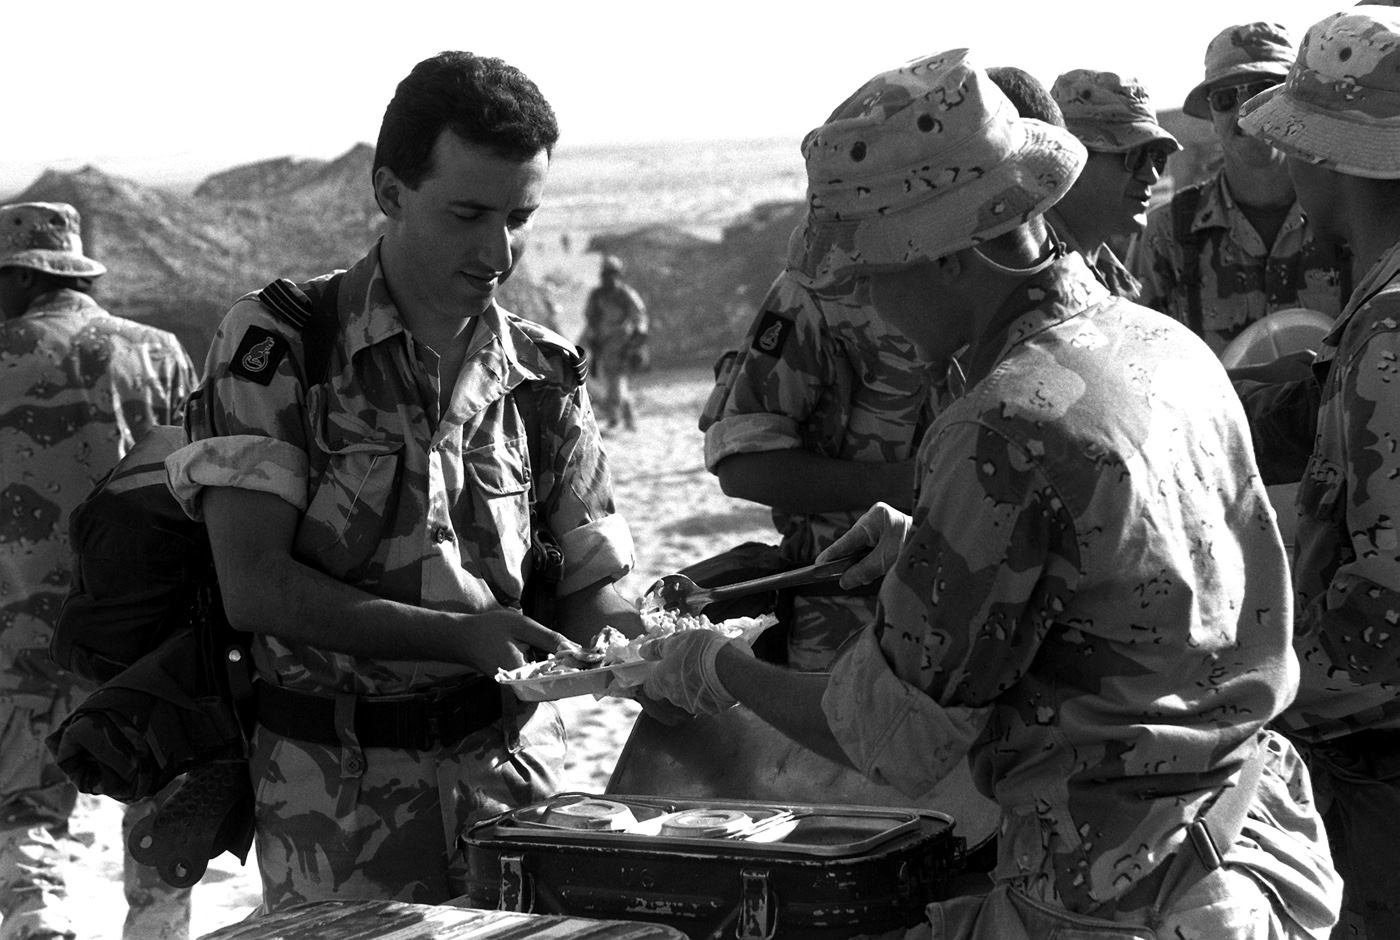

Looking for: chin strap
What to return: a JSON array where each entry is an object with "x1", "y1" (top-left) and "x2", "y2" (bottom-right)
[{"x1": 970, "y1": 226, "x2": 1065, "y2": 277}]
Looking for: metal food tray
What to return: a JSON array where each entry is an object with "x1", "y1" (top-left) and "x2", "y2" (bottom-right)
[{"x1": 481, "y1": 792, "x2": 941, "y2": 858}]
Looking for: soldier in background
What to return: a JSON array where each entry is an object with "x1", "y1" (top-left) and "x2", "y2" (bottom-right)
[
  {"x1": 1239, "y1": 10, "x2": 1400, "y2": 935},
  {"x1": 1047, "y1": 70, "x2": 1179, "y2": 301},
  {"x1": 167, "y1": 52, "x2": 640, "y2": 910},
  {"x1": 580, "y1": 255, "x2": 648, "y2": 430},
  {"x1": 1130, "y1": 22, "x2": 1349, "y2": 355},
  {"x1": 642, "y1": 51, "x2": 1340, "y2": 938},
  {"x1": 0, "y1": 202, "x2": 196, "y2": 939},
  {"x1": 699, "y1": 67, "x2": 1061, "y2": 672}
]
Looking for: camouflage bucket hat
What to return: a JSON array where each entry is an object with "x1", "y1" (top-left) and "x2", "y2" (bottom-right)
[
  {"x1": 786, "y1": 50, "x2": 1086, "y2": 290},
  {"x1": 1184, "y1": 22, "x2": 1295, "y2": 119},
  {"x1": 1051, "y1": 69, "x2": 1181, "y2": 153},
  {"x1": 0, "y1": 202, "x2": 107, "y2": 278},
  {"x1": 1239, "y1": 9, "x2": 1400, "y2": 179}
]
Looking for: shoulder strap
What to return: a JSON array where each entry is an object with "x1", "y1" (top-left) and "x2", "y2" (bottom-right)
[
  {"x1": 255, "y1": 272, "x2": 344, "y2": 385},
  {"x1": 1171, "y1": 184, "x2": 1207, "y2": 337}
]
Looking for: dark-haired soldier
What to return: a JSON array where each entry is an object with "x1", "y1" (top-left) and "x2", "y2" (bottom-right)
[{"x1": 167, "y1": 52, "x2": 640, "y2": 909}]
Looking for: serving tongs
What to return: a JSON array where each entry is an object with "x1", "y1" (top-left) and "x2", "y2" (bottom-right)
[{"x1": 642, "y1": 553, "x2": 861, "y2": 617}]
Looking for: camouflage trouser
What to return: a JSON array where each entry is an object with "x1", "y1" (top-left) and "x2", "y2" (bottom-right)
[
  {"x1": 594, "y1": 347, "x2": 634, "y2": 429},
  {"x1": 786, "y1": 593, "x2": 879, "y2": 672},
  {"x1": 0, "y1": 698, "x2": 190, "y2": 940},
  {"x1": 249, "y1": 700, "x2": 565, "y2": 912}
]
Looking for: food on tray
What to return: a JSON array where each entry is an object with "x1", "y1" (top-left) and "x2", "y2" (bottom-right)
[{"x1": 496, "y1": 609, "x2": 776, "y2": 701}]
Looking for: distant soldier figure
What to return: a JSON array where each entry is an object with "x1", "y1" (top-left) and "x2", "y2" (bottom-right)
[
  {"x1": 1129, "y1": 22, "x2": 1350, "y2": 355},
  {"x1": 0, "y1": 202, "x2": 197, "y2": 939},
  {"x1": 581, "y1": 255, "x2": 648, "y2": 430},
  {"x1": 1048, "y1": 70, "x2": 1180, "y2": 301}
]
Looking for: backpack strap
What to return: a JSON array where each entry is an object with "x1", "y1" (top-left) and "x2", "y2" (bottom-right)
[
  {"x1": 1170, "y1": 184, "x2": 1207, "y2": 338},
  {"x1": 255, "y1": 272, "x2": 345, "y2": 385}
]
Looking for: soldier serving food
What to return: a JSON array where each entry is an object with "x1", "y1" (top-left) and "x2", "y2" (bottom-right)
[{"x1": 640, "y1": 50, "x2": 1342, "y2": 938}]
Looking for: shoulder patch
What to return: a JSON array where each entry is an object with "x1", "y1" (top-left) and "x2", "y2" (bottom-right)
[
  {"x1": 751, "y1": 311, "x2": 794, "y2": 358},
  {"x1": 230, "y1": 326, "x2": 289, "y2": 385}
]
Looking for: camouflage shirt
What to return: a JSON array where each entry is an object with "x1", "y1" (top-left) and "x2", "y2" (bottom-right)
[
  {"x1": 1278, "y1": 240, "x2": 1400, "y2": 742},
  {"x1": 701, "y1": 270, "x2": 940, "y2": 564},
  {"x1": 1, "y1": 289, "x2": 195, "y2": 705},
  {"x1": 169, "y1": 243, "x2": 633, "y2": 696},
  {"x1": 1129, "y1": 171, "x2": 1347, "y2": 355},
  {"x1": 822, "y1": 255, "x2": 1316, "y2": 914},
  {"x1": 582, "y1": 281, "x2": 647, "y2": 374}
]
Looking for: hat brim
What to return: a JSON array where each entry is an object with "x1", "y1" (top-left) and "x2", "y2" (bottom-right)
[
  {"x1": 1, "y1": 249, "x2": 107, "y2": 278},
  {"x1": 1069, "y1": 121, "x2": 1182, "y2": 154},
  {"x1": 787, "y1": 120, "x2": 1086, "y2": 289},
  {"x1": 1183, "y1": 64, "x2": 1291, "y2": 119},
  {"x1": 1239, "y1": 85, "x2": 1400, "y2": 179}
]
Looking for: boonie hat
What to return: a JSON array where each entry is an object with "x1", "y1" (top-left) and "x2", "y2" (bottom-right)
[
  {"x1": 1183, "y1": 22, "x2": 1296, "y2": 119},
  {"x1": 601, "y1": 254, "x2": 623, "y2": 275},
  {"x1": 786, "y1": 49, "x2": 1086, "y2": 290},
  {"x1": 0, "y1": 202, "x2": 107, "y2": 278},
  {"x1": 1051, "y1": 70, "x2": 1182, "y2": 154},
  {"x1": 1239, "y1": 9, "x2": 1400, "y2": 179}
]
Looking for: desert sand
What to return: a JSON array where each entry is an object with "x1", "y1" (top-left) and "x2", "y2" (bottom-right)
[{"x1": 64, "y1": 365, "x2": 778, "y2": 939}]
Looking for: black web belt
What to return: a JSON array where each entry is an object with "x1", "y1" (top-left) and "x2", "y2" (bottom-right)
[{"x1": 256, "y1": 678, "x2": 503, "y2": 750}]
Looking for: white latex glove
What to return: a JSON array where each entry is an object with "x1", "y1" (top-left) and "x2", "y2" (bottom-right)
[
  {"x1": 639, "y1": 628, "x2": 752, "y2": 717},
  {"x1": 814, "y1": 501, "x2": 912, "y2": 590}
]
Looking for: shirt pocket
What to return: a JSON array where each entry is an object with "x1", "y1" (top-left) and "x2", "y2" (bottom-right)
[
  {"x1": 1297, "y1": 455, "x2": 1345, "y2": 530},
  {"x1": 461, "y1": 435, "x2": 533, "y2": 585},
  {"x1": 296, "y1": 393, "x2": 406, "y2": 578}
]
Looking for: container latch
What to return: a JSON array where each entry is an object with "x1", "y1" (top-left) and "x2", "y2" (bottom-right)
[
  {"x1": 739, "y1": 868, "x2": 777, "y2": 940},
  {"x1": 499, "y1": 854, "x2": 533, "y2": 913}
]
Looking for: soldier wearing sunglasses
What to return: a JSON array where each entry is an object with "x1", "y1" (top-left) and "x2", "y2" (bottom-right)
[
  {"x1": 1129, "y1": 22, "x2": 1350, "y2": 356},
  {"x1": 1047, "y1": 70, "x2": 1180, "y2": 301}
]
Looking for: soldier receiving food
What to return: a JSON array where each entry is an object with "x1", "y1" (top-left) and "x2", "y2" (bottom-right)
[
  {"x1": 166, "y1": 52, "x2": 641, "y2": 910},
  {"x1": 641, "y1": 50, "x2": 1341, "y2": 938}
]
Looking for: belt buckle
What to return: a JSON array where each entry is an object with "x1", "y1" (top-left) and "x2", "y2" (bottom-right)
[{"x1": 419, "y1": 682, "x2": 472, "y2": 750}]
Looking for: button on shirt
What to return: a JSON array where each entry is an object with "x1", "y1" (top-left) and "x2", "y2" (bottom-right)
[
  {"x1": 821, "y1": 255, "x2": 1303, "y2": 913},
  {"x1": 168, "y1": 243, "x2": 633, "y2": 696}
]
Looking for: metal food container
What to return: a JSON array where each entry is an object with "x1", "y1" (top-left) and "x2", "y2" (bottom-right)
[{"x1": 460, "y1": 793, "x2": 962, "y2": 940}]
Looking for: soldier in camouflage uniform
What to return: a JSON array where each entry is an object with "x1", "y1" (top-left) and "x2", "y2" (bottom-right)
[
  {"x1": 700, "y1": 68, "x2": 1061, "y2": 672},
  {"x1": 1129, "y1": 23, "x2": 1349, "y2": 356},
  {"x1": 1239, "y1": 12, "x2": 1400, "y2": 936},
  {"x1": 166, "y1": 53, "x2": 641, "y2": 910},
  {"x1": 699, "y1": 273, "x2": 938, "y2": 671},
  {"x1": 580, "y1": 255, "x2": 647, "y2": 430},
  {"x1": 642, "y1": 51, "x2": 1340, "y2": 938},
  {"x1": 0, "y1": 203, "x2": 196, "y2": 939},
  {"x1": 1047, "y1": 70, "x2": 1179, "y2": 301}
]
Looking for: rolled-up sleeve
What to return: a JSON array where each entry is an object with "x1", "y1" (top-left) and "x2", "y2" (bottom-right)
[{"x1": 168, "y1": 295, "x2": 315, "y2": 519}]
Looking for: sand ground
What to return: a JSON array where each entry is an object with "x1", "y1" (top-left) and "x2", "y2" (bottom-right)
[{"x1": 64, "y1": 366, "x2": 777, "y2": 939}]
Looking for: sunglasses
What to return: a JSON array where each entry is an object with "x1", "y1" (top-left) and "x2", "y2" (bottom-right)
[
  {"x1": 1121, "y1": 144, "x2": 1172, "y2": 175},
  {"x1": 1207, "y1": 80, "x2": 1279, "y2": 113}
]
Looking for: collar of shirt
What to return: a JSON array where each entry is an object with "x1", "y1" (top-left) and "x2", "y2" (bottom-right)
[
  {"x1": 23, "y1": 287, "x2": 103, "y2": 319},
  {"x1": 1196, "y1": 171, "x2": 1306, "y2": 254},
  {"x1": 1318, "y1": 238, "x2": 1400, "y2": 363},
  {"x1": 963, "y1": 252, "x2": 1111, "y2": 383}
]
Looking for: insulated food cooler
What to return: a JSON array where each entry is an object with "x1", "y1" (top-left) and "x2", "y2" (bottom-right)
[{"x1": 459, "y1": 793, "x2": 964, "y2": 940}]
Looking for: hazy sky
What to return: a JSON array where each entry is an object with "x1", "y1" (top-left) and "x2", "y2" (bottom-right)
[{"x1": 0, "y1": 0, "x2": 1356, "y2": 194}]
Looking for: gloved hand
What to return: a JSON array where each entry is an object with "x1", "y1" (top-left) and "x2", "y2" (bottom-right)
[
  {"x1": 814, "y1": 501, "x2": 912, "y2": 590},
  {"x1": 639, "y1": 628, "x2": 752, "y2": 717}
]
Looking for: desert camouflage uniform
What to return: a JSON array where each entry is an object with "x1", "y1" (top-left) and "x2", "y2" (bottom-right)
[
  {"x1": 1043, "y1": 205, "x2": 1140, "y2": 301},
  {"x1": 701, "y1": 271, "x2": 940, "y2": 670},
  {"x1": 168, "y1": 242, "x2": 633, "y2": 910},
  {"x1": 1129, "y1": 172, "x2": 1347, "y2": 355},
  {"x1": 581, "y1": 279, "x2": 647, "y2": 427},
  {"x1": 822, "y1": 255, "x2": 1340, "y2": 936},
  {"x1": 1271, "y1": 240, "x2": 1400, "y2": 937},
  {"x1": 0, "y1": 289, "x2": 195, "y2": 940}
]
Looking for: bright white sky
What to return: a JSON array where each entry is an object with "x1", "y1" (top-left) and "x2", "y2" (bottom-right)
[{"x1": 0, "y1": 0, "x2": 1356, "y2": 194}]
